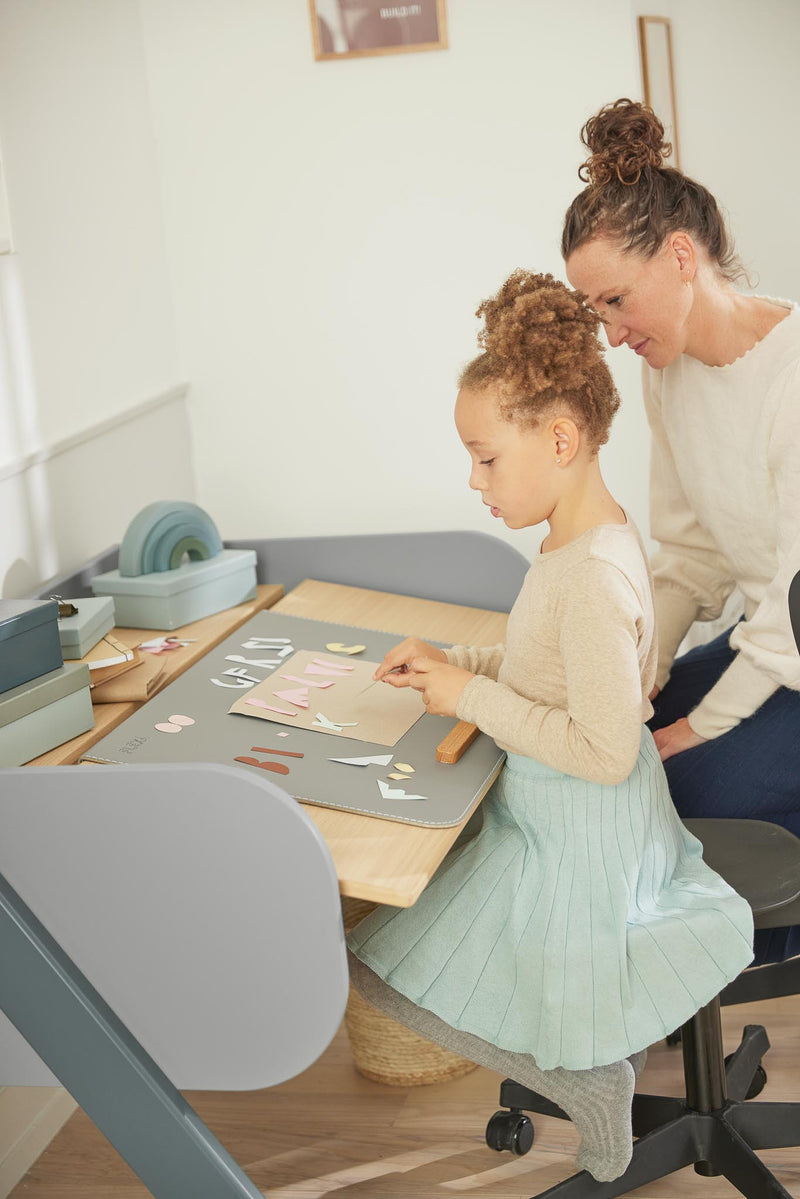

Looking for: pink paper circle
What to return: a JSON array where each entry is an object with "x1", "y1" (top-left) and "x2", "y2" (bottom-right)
[
  {"x1": 155, "y1": 722, "x2": 182, "y2": 733},
  {"x1": 168, "y1": 714, "x2": 195, "y2": 726}
]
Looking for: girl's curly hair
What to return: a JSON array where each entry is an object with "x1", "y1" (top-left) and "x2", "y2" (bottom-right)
[{"x1": 459, "y1": 270, "x2": 620, "y2": 451}]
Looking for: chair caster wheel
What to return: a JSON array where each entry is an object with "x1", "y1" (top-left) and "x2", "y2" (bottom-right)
[
  {"x1": 724, "y1": 1054, "x2": 767, "y2": 1099},
  {"x1": 485, "y1": 1110, "x2": 535, "y2": 1156}
]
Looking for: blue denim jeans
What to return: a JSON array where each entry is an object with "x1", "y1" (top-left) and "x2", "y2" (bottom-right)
[{"x1": 648, "y1": 624, "x2": 800, "y2": 964}]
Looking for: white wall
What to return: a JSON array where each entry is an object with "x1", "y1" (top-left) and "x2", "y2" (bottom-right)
[
  {"x1": 1, "y1": 2, "x2": 799, "y2": 593},
  {"x1": 138, "y1": 0, "x2": 646, "y2": 564},
  {"x1": 0, "y1": 0, "x2": 192, "y2": 598},
  {"x1": 669, "y1": 0, "x2": 800, "y2": 302}
]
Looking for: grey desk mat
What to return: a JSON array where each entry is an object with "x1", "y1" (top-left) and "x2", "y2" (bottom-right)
[{"x1": 80, "y1": 611, "x2": 505, "y2": 827}]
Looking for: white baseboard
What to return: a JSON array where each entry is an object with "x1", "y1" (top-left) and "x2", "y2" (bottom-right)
[{"x1": 0, "y1": 1088, "x2": 77, "y2": 1198}]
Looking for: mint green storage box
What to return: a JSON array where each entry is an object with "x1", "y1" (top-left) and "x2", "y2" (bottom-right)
[
  {"x1": 57, "y1": 596, "x2": 116, "y2": 658},
  {"x1": 90, "y1": 548, "x2": 258, "y2": 630},
  {"x1": 0, "y1": 662, "x2": 94, "y2": 765},
  {"x1": 0, "y1": 599, "x2": 63, "y2": 696}
]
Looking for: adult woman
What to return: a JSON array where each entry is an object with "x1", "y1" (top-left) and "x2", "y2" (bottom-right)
[{"x1": 563, "y1": 98, "x2": 800, "y2": 961}]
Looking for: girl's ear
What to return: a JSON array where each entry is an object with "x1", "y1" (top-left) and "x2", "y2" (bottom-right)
[{"x1": 552, "y1": 418, "x2": 580, "y2": 466}]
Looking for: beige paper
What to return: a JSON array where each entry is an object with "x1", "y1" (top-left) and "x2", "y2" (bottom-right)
[{"x1": 228, "y1": 649, "x2": 425, "y2": 747}]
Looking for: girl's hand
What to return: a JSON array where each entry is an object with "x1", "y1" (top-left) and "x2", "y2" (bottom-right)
[
  {"x1": 652, "y1": 717, "x2": 705, "y2": 762},
  {"x1": 406, "y1": 658, "x2": 474, "y2": 717},
  {"x1": 374, "y1": 638, "x2": 447, "y2": 685}
]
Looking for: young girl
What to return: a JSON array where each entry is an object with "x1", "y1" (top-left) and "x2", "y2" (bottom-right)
[{"x1": 347, "y1": 270, "x2": 754, "y2": 1182}]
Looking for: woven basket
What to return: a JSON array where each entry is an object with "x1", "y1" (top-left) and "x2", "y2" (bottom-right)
[{"x1": 341, "y1": 897, "x2": 478, "y2": 1087}]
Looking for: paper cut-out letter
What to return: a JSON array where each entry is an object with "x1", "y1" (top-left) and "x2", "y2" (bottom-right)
[
  {"x1": 225, "y1": 654, "x2": 281, "y2": 669},
  {"x1": 223, "y1": 666, "x2": 261, "y2": 684},
  {"x1": 312, "y1": 712, "x2": 358, "y2": 732},
  {"x1": 274, "y1": 687, "x2": 310, "y2": 709},
  {"x1": 234, "y1": 756, "x2": 290, "y2": 776},
  {"x1": 245, "y1": 698, "x2": 297, "y2": 716},
  {"x1": 281, "y1": 675, "x2": 334, "y2": 689}
]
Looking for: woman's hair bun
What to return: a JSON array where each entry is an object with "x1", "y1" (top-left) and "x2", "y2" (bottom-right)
[{"x1": 579, "y1": 97, "x2": 671, "y2": 187}]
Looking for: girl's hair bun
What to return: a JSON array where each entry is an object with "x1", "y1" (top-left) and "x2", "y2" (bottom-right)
[
  {"x1": 459, "y1": 270, "x2": 620, "y2": 451},
  {"x1": 579, "y1": 97, "x2": 671, "y2": 187},
  {"x1": 477, "y1": 271, "x2": 600, "y2": 399}
]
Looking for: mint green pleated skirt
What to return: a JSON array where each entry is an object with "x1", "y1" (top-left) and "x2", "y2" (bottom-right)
[{"x1": 348, "y1": 728, "x2": 754, "y2": 1070}]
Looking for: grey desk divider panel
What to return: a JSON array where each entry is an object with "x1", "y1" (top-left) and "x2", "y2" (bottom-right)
[
  {"x1": 82, "y1": 610, "x2": 505, "y2": 827},
  {"x1": 0, "y1": 762, "x2": 349, "y2": 1197},
  {"x1": 35, "y1": 529, "x2": 530, "y2": 612}
]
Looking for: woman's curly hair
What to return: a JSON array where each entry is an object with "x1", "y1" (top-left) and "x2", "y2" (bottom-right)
[
  {"x1": 562, "y1": 98, "x2": 745, "y2": 283},
  {"x1": 459, "y1": 270, "x2": 620, "y2": 452}
]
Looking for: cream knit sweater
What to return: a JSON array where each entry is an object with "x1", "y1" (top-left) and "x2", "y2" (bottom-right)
[
  {"x1": 643, "y1": 299, "x2": 800, "y2": 740},
  {"x1": 446, "y1": 518, "x2": 657, "y2": 786}
]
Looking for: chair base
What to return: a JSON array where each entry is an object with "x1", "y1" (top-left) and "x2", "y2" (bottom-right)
[{"x1": 488, "y1": 1024, "x2": 800, "y2": 1199}]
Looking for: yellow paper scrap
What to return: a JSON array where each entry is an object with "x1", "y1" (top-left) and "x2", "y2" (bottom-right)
[
  {"x1": 325, "y1": 642, "x2": 367, "y2": 655},
  {"x1": 394, "y1": 763, "x2": 415, "y2": 774}
]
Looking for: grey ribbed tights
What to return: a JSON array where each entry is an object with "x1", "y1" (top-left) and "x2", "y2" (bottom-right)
[{"x1": 348, "y1": 950, "x2": 647, "y2": 1182}]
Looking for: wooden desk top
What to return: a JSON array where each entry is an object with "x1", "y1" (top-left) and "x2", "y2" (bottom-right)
[
  {"x1": 274, "y1": 579, "x2": 508, "y2": 907},
  {"x1": 27, "y1": 584, "x2": 284, "y2": 766}
]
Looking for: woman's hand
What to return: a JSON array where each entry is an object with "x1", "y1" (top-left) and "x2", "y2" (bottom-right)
[
  {"x1": 405, "y1": 658, "x2": 475, "y2": 717},
  {"x1": 374, "y1": 638, "x2": 447, "y2": 685},
  {"x1": 652, "y1": 717, "x2": 706, "y2": 762}
]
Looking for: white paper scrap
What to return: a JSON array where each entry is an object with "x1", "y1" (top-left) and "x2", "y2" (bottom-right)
[
  {"x1": 377, "y1": 779, "x2": 427, "y2": 801},
  {"x1": 329, "y1": 753, "x2": 394, "y2": 767}
]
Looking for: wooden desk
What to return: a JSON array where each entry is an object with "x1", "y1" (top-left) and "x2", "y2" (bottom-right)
[
  {"x1": 29, "y1": 577, "x2": 507, "y2": 909},
  {"x1": 273, "y1": 579, "x2": 508, "y2": 907},
  {"x1": 27, "y1": 584, "x2": 284, "y2": 766}
]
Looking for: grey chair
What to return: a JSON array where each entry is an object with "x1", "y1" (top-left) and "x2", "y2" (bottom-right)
[{"x1": 0, "y1": 762, "x2": 349, "y2": 1199}]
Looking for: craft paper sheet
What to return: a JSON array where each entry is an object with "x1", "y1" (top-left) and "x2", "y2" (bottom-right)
[{"x1": 228, "y1": 649, "x2": 425, "y2": 746}]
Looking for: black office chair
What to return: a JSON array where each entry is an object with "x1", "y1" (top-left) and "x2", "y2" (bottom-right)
[
  {"x1": 484, "y1": 817, "x2": 800, "y2": 1197},
  {"x1": 484, "y1": 575, "x2": 800, "y2": 1196}
]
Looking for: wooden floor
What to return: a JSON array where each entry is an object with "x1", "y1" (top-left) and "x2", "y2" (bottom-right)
[{"x1": 11, "y1": 995, "x2": 800, "y2": 1199}]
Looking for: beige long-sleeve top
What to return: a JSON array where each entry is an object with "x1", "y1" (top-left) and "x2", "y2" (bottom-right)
[
  {"x1": 643, "y1": 299, "x2": 800, "y2": 740},
  {"x1": 446, "y1": 518, "x2": 657, "y2": 786}
]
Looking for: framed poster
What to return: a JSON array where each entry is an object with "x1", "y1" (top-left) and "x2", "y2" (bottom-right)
[
  {"x1": 637, "y1": 15, "x2": 680, "y2": 168},
  {"x1": 310, "y1": 0, "x2": 447, "y2": 61}
]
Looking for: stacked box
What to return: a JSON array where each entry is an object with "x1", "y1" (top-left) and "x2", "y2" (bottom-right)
[
  {"x1": 0, "y1": 600, "x2": 63, "y2": 693},
  {"x1": 57, "y1": 596, "x2": 116, "y2": 658},
  {"x1": 91, "y1": 548, "x2": 257, "y2": 630},
  {"x1": 0, "y1": 600, "x2": 94, "y2": 763},
  {"x1": 0, "y1": 663, "x2": 94, "y2": 765}
]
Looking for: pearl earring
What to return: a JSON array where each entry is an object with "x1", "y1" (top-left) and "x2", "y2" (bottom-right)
[{"x1": 556, "y1": 457, "x2": 562, "y2": 464}]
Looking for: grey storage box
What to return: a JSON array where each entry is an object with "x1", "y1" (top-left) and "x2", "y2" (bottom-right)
[
  {"x1": 57, "y1": 596, "x2": 116, "y2": 658},
  {"x1": 90, "y1": 549, "x2": 258, "y2": 630},
  {"x1": 0, "y1": 662, "x2": 93, "y2": 765},
  {"x1": 0, "y1": 599, "x2": 63, "y2": 696}
]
